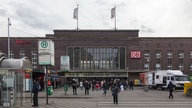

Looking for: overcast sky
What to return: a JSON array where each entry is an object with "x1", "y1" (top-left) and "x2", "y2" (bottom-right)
[{"x1": 0, "y1": 0, "x2": 192, "y2": 37}]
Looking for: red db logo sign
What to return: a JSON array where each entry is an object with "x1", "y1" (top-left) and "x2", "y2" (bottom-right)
[{"x1": 131, "y1": 51, "x2": 141, "y2": 58}]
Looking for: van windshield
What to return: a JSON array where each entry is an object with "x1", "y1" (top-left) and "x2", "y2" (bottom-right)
[{"x1": 175, "y1": 76, "x2": 189, "y2": 81}]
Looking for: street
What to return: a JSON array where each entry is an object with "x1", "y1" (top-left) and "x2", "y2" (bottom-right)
[{"x1": 14, "y1": 87, "x2": 192, "y2": 108}]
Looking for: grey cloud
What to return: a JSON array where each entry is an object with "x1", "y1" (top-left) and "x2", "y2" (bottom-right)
[
  {"x1": 0, "y1": 9, "x2": 7, "y2": 16},
  {"x1": 140, "y1": 25, "x2": 154, "y2": 33},
  {"x1": 11, "y1": 2, "x2": 63, "y2": 30},
  {"x1": 15, "y1": 7, "x2": 49, "y2": 29}
]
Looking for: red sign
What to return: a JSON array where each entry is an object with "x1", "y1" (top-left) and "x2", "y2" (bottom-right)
[
  {"x1": 131, "y1": 51, "x2": 141, "y2": 58},
  {"x1": 16, "y1": 40, "x2": 31, "y2": 44}
]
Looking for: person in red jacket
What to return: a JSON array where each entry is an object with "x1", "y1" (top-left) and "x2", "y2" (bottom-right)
[{"x1": 47, "y1": 79, "x2": 51, "y2": 86}]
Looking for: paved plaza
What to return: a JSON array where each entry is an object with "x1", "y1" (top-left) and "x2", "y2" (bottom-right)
[{"x1": 12, "y1": 87, "x2": 192, "y2": 108}]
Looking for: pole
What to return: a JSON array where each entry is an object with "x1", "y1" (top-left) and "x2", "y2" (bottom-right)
[
  {"x1": 31, "y1": 70, "x2": 33, "y2": 103},
  {"x1": 114, "y1": 5, "x2": 116, "y2": 30},
  {"x1": 8, "y1": 18, "x2": 11, "y2": 58},
  {"x1": 45, "y1": 66, "x2": 48, "y2": 104},
  {"x1": 77, "y1": 4, "x2": 79, "y2": 30}
]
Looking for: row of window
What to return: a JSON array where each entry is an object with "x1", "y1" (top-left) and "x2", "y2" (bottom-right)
[
  {"x1": 7, "y1": 49, "x2": 192, "y2": 72},
  {"x1": 144, "y1": 50, "x2": 188, "y2": 59},
  {"x1": 144, "y1": 63, "x2": 186, "y2": 71}
]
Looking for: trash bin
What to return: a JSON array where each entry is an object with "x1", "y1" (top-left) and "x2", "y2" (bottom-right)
[
  {"x1": 64, "y1": 85, "x2": 68, "y2": 95},
  {"x1": 64, "y1": 85, "x2": 68, "y2": 91},
  {"x1": 47, "y1": 86, "x2": 53, "y2": 95}
]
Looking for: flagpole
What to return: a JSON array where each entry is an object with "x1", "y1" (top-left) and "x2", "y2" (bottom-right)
[
  {"x1": 8, "y1": 18, "x2": 11, "y2": 58},
  {"x1": 77, "y1": 4, "x2": 79, "y2": 30},
  {"x1": 114, "y1": 5, "x2": 116, "y2": 30}
]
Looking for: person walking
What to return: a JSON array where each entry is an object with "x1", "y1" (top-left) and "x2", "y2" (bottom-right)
[
  {"x1": 72, "y1": 82, "x2": 77, "y2": 95},
  {"x1": 92, "y1": 79, "x2": 96, "y2": 91},
  {"x1": 84, "y1": 80, "x2": 90, "y2": 95},
  {"x1": 111, "y1": 81, "x2": 120, "y2": 104},
  {"x1": 32, "y1": 78, "x2": 39, "y2": 107},
  {"x1": 168, "y1": 81, "x2": 174, "y2": 99},
  {"x1": 102, "y1": 80, "x2": 108, "y2": 96},
  {"x1": 129, "y1": 80, "x2": 134, "y2": 90}
]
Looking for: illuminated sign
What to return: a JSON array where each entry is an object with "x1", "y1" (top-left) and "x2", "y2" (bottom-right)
[{"x1": 131, "y1": 51, "x2": 141, "y2": 58}]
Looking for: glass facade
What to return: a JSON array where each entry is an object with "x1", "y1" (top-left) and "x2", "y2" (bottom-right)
[{"x1": 67, "y1": 47, "x2": 126, "y2": 70}]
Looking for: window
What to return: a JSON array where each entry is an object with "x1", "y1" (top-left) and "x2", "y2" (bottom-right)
[
  {"x1": 144, "y1": 63, "x2": 149, "y2": 70},
  {"x1": 68, "y1": 47, "x2": 125, "y2": 70},
  {"x1": 10, "y1": 51, "x2": 14, "y2": 58},
  {"x1": 32, "y1": 51, "x2": 37, "y2": 69},
  {"x1": 144, "y1": 51, "x2": 150, "y2": 60},
  {"x1": 167, "y1": 62, "x2": 172, "y2": 70},
  {"x1": 167, "y1": 50, "x2": 172, "y2": 58},
  {"x1": 178, "y1": 51, "x2": 184, "y2": 58},
  {"x1": 190, "y1": 51, "x2": 192, "y2": 58},
  {"x1": 20, "y1": 50, "x2": 25, "y2": 58},
  {"x1": 190, "y1": 64, "x2": 192, "y2": 71},
  {"x1": 178, "y1": 63, "x2": 183, "y2": 71},
  {"x1": 156, "y1": 63, "x2": 161, "y2": 70},
  {"x1": 171, "y1": 76, "x2": 174, "y2": 81},
  {"x1": 156, "y1": 75, "x2": 159, "y2": 79},
  {"x1": 156, "y1": 51, "x2": 161, "y2": 58}
]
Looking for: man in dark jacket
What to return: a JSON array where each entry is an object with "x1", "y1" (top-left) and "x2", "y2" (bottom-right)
[
  {"x1": 72, "y1": 82, "x2": 77, "y2": 95},
  {"x1": 84, "y1": 80, "x2": 90, "y2": 95},
  {"x1": 111, "y1": 82, "x2": 120, "y2": 104},
  {"x1": 102, "y1": 81, "x2": 108, "y2": 96},
  {"x1": 32, "y1": 78, "x2": 39, "y2": 107},
  {"x1": 168, "y1": 81, "x2": 174, "y2": 99}
]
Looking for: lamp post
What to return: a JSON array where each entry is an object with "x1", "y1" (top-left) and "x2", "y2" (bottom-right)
[
  {"x1": 144, "y1": 58, "x2": 150, "y2": 92},
  {"x1": 8, "y1": 18, "x2": 11, "y2": 58}
]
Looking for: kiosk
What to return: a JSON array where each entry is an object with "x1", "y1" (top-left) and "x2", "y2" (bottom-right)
[{"x1": 0, "y1": 53, "x2": 32, "y2": 107}]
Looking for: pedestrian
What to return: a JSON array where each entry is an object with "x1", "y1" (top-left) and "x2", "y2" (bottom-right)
[
  {"x1": 72, "y1": 82, "x2": 77, "y2": 95},
  {"x1": 80, "y1": 81, "x2": 83, "y2": 90},
  {"x1": 129, "y1": 80, "x2": 134, "y2": 90},
  {"x1": 111, "y1": 81, "x2": 120, "y2": 104},
  {"x1": 47, "y1": 79, "x2": 51, "y2": 86},
  {"x1": 84, "y1": 80, "x2": 90, "y2": 95},
  {"x1": 32, "y1": 78, "x2": 39, "y2": 107},
  {"x1": 39, "y1": 78, "x2": 44, "y2": 91},
  {"x1": 120, "y1": 84, "x2": 124, "y2": 91},
  {"x1": 102, "y1": 80, "x2": 108, "y2": 96},
  {"x1": 92, "y1": 79, "x2": 96, "y2": 91},
  {"x1": 168, "y1": 81, "x2": 174, "y2": 99}
]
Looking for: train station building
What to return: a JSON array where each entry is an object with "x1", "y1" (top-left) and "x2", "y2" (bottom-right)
[{"x1": 0, "y1": 29, "x2": 192, "y2": 81}]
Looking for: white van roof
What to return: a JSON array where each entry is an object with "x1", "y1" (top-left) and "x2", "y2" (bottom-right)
[{"x1": 167, "y1": 70, "x2": 183, "y2": 75}]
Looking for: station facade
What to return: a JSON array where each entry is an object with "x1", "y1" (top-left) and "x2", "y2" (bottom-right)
[{"x1": 0, "y1": 30, "x2": 192, "y2": 81}]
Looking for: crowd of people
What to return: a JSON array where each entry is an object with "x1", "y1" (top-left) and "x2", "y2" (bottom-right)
[
  {"x1": 69, "y1": 79, "x2": 135, "y2": 104},
  {"x1": 32, "y1": 78, "x2": 175, "y2": 106}
]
